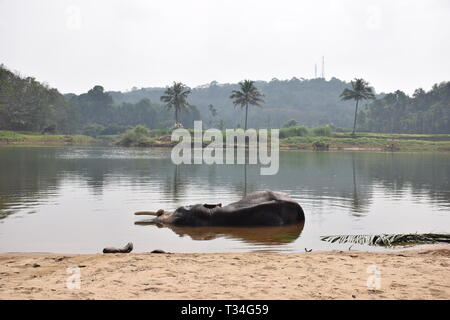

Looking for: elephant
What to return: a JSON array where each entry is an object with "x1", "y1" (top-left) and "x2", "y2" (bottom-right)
[{"x1": 134, "y1": 190, "x2": 305, "y2": 227}]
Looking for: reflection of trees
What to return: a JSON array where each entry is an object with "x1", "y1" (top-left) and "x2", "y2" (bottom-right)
[
  {"x1": 364, "y1": 152, "x2": 450, "y2": 205},
  {"x1": 1, "y1": 147, "x2": 449, "y2": 221},
  {"x1": 244, "y1": 163, "x2": 247, "y2": 197},
  {"x1": 231, "y1": 164, "x2": 260, "y2": 199},
  {"x1": 163, "y1": 165, "x2": 186, "y2": 201},
  {"x1": 0, "y1": 147, "x2": 61, "y2": 219},
  {"x1": 349, "y1": 155, "x2": 371, "y2": 215}
]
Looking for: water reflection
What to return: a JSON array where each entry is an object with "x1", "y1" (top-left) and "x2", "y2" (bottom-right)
[
  {"x1": 135, "y1": 220, "x2": 304, "y2": 245},
  {"x1": 1, "y1": 147, "x2": 450, "y2": 217},
  {"x1": 350, "y1": 155, "x2": 369, "y2": 216},
  {"x1": 0, "y1": 146, "x2": 449, "y2": 253}
]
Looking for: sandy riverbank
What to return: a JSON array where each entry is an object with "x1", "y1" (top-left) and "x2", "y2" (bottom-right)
[{"x1": 1, "y1": 246, "x2": 449, "y2": 300}]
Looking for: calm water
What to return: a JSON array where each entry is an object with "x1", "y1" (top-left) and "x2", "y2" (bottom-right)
[{"x1": 0, "y1": 146, "x2": 449, "y2": 253}]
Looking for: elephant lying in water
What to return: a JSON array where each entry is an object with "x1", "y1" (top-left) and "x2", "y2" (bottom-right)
[{"x1": 134, "y1": 191, "x2": 305, "y2": 226}]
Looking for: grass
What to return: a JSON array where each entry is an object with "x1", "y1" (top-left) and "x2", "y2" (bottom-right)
[
  {"x1": 0, "y1": 130, "x2": 94, "y2": 145},
  {"x1": 334, "y1": 132, "x2": 450, "y2": 141},
  {"x1": 280, "y1": 133, "x2": 450, "y2": 152},
  {"x1": 2, "y1": 128, "x2": 450, "y2": 152},
  {"x1": 278, "y1": 126, "x2": 450, "y2": 151}
]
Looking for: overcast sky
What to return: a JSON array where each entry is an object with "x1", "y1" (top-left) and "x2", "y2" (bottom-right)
[{"x1": 1, "y1": 0, "x2": 449, "y2": 94}]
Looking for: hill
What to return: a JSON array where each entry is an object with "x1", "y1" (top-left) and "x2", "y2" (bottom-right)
[{"x1": 108, "y1": 77, "x2": 366, "y2": 129}]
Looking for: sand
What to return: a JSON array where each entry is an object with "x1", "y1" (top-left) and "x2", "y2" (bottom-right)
[{"x1": 0, "y1": 245, "x2": 449, "y2": 300}]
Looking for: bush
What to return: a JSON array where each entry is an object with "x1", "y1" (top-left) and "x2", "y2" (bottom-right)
[
  {"x1": 83, "y1": 124, "x2": 105, "y2": 138},
  {"x1": 100, "y1": 124, "x2": 129, "y2": 135},
  {"x1": 147, "y1": 128, "x2": 172, "y2": 137},
  {"x1": 279, "y1": 126, "x2": 309, "y2": 138},
  {"x1": 41, "y1": 124, "x2": 56, "y2": 134},
  {"x1": 116, "y1": 125, "x2": 154, "y2": 147},
  {"x1": 312, "y1": 125, "x2": 332, "y2": 137},
  {"x1": 312, "y1": 140, "x2": 329, "y2": 150},
  {"x1": 334, "y1": 127, "x2": 351, "y2": 133},
  {"x1": 283, "y1": 119, "x2": 298, "y2": 128}
]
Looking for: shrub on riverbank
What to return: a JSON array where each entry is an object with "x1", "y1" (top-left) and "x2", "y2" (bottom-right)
[
  {"x1": 0, "y1": 130, "x2": 94, "y2": 145},
  {"x1": 279, "y1": 125, "x2": 333, "y2": 138},
  {"x1": 279, "y1": 126, "x2": 309, "y2": 138},
  {"x1": 116, "y1": 125, "x2": 156, "y2": 147},
  {"x1": 312, "y1": 125, "x2": 332, "y2": 137},
  {"x1": 312, "y1": 140, "x2": 329, "y2": 150}
]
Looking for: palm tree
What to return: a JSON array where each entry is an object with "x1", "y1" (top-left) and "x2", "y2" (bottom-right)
[
  {"x1": 340, "y1": 78, "x2": 375, "y2": 136},
  {"x1": 160, "y1": 82, "x2": 191, "y2": 126},
  {"x1": 230, "y1": 80, "x2": 264, "y2": 130}
]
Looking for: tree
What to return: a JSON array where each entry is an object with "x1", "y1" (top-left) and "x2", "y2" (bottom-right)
[
  {"x1": 360, "y1": 81, "x2": 450, "y2": 134},
  {"x1": 0, "y1": 64, "x2": 75, "y2": 132},
  {"x1": 208, "y1": 104, "x2": 217, "y2": 127},
  {"x1": 72, "y1": 85, "x2": 113, "y2": 126},
  {"x1": 160, "y1": 82, "x2": 191, "y2": 125},
  {"x1": 340, "y1": 78, "x2": 375, "y2": 135},
  {"x1": 283, "y1": 119, "x2": 298, "y2": 128},
  {"x1": 230, "y1": 80, "x2": 264, "y2": 130}
]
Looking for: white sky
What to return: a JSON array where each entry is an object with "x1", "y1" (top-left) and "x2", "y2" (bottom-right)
[{"x1": 1, "y1": 0, "x2": 449, "y2": 94}]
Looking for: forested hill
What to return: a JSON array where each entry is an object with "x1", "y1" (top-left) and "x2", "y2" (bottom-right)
[
  {"x1": 1, "y1": 63, "x2": 448, "y2": 135},
  {"x1": 359, "y1": 83, "x2": 450, "y2": 134},
  {"x1": 108, "y1": 77, "x2": 363, "y2": 129},
  {"x1": 0, "y1": 64, "x2": 76, "y2": 133}
]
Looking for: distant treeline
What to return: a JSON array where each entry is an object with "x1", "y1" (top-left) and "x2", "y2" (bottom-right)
[
  {"x1": 0, "y1": 64, "x2": 448, "y2": 135},
  {"x1": 65, "y1": 86, "x2": 200, "y2": 136},
  {"x1": 109, "y1": 78, "x2": 361, "y2": 129},
  {"x1": 0, "y1": 65, "x2": 76, "y2": 133},
  {"x1": 0, "y1": 65, "x2": 200, "y2": 135},
  {"x1": 358, "y1": 84, "x2": 450, "y2": 134}
]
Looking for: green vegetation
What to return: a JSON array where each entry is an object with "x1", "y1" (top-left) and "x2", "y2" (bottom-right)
[
  {"x1": 116, "y1": 125, "x2": 156, "y2": 147},
  {"x1": 312, "y1": 125, "x2": 332, "y2": 137},
  {"x1": 160, "y1": 82, "x2": 192, "y2": 125},
  {"x1": 230, "y1": 80, "x2": 265, "y2": 130},
  {"x1": 70, "y1": 85, "x2": 200, "y2": 133},
  {"x1": 312, "y1": 140, "x2": 329, "y2": 151},
  {"x1": 82, "y1": 123, "x2": 129, "y2": 138},
  {"x1": 283, "y1": 119, "x2": 298, "y2": 128},
  {"x1": 0, "y1": 65, "x2": 201, "y2": 137},
  {"x1": 1, "y1": 64, "x2": 449, "y2": 151},
  {"x1": 0, "y1": 65, "x2": 76, "y2": 133},
  {"x1": 279, "y1": 125, "x2": 310, "y2": 138},
  {"x1": 359, "y1": 82, "x2": 450, "y2": 134},
  {"x1": 279, "y1": 125, "x2": 332, "y2": 138},
  {"x1": 280, "y1": 132, "x2": 450, "y2": 151},
  {"x1": 0, "y1": 130, "x2": 94, "y2": 145},
  {"x1": 110, "y1": 77, "x2": 362, "y2": 129},
  {"x1": 339, "y1": 78, "x2": 376, "y2": 136},
  {"x1": 321, "y1": 233, "x2": 450, "y2": 246}
]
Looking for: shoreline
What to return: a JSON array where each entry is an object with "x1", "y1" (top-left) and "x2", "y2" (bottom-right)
[
  {"x1": 2, "y1": 138, "x2": 450, "y2": 153},
  {"x1": 1, "y1": 245, "x2": 449, "y2": 300},
  {"x1": 2, "y1": 130, "x2": 450, "y2": 152},
  {"x1": 2, "y1": 140, "x2": 450, "y2": 153}
]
